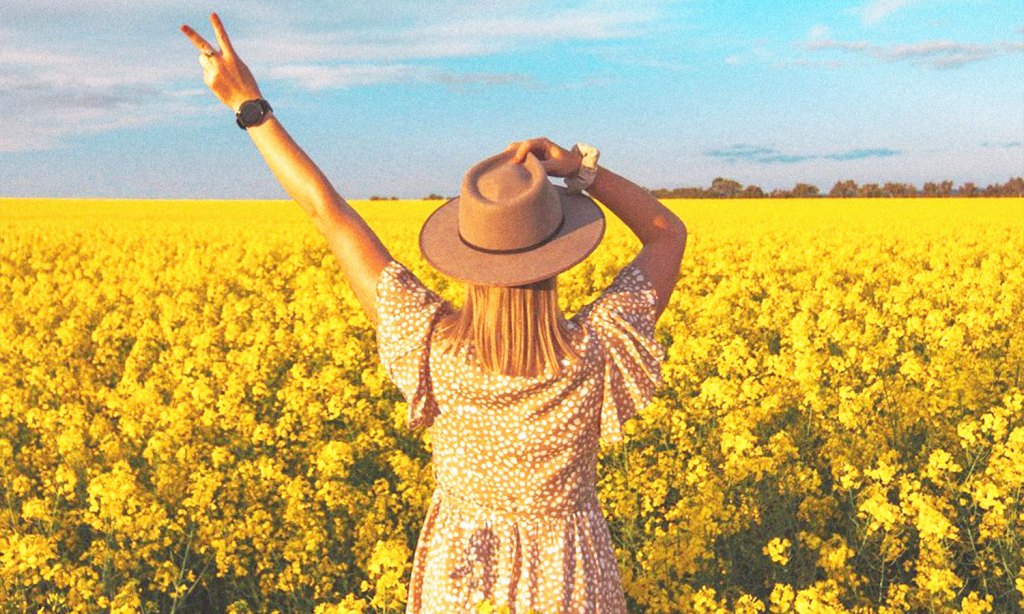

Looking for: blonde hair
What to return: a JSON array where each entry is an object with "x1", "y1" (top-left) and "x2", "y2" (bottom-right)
[{"x1": 437, "y1": 275, "x2": 581, "y2": 378}]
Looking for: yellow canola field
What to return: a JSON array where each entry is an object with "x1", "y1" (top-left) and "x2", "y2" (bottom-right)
[{"x1": 1, "y1": 197, "x2": 1022, "y2": 613}]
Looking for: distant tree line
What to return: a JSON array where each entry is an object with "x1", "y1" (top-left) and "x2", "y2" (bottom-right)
[
  {"x1": 648, "y1": 176, "x2": 1024, "y2": 198},
  {"x1": 371, "y1": 178, "x2": 1022, "y2": 201}
]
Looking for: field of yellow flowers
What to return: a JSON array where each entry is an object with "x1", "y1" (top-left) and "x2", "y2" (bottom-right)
[{"x1": 1, "y1": 196, "x2": 1022, "y2": 613}]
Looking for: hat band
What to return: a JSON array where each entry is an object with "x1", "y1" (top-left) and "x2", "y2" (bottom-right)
[{"x1": 458, "y1": 210, "x2": 565, "y2": 255}]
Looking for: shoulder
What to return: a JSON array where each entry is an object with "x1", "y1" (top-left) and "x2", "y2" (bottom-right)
[
  {"x1": 376, "y1": 259, "x2": 451, "y2": 313},
  {"x1": 571, "y1": 262, "x2": 656, "y2": 323}
]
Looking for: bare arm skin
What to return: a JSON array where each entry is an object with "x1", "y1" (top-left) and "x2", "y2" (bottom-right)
[
  {"x1": 181, "y1": 13, "x2": 392, "y2": 325},
  {"x1": 509, "y1": 138, "x2": 687, "y2": 321}
]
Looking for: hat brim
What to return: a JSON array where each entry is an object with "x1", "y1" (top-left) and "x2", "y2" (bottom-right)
[{"x1": 419, "y1": 185, "x2": 605, "y2": 286}]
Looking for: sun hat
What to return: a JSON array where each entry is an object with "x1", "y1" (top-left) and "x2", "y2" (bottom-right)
[{"x1": 419, "y1": 148, "x2": 605, "y2": 287}]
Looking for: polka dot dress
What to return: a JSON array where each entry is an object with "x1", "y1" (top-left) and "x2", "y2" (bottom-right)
[{"x1": 374, "y1": 259, "x2": 666, "y2": 613}]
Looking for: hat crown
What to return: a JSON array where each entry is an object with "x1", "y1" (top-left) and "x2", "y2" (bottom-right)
[
  {"x1": 477, "y1": 159, "x2": 532, "y2": 202},
  {"x1": 458, "y1": 150, "x2": 562, "y2": 252}
]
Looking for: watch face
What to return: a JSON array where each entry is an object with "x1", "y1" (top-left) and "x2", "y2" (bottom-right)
[{"x1": 239, "y1": 101, "x2": 263, "y2": 124}]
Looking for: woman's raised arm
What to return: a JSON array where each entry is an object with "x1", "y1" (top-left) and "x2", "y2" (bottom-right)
[
  {"x1": 508, "y1": 137, "x2": 687, "y2": 322},
  {"x1": 181, "y1": 13, "x2": 392, "y2": 325}
]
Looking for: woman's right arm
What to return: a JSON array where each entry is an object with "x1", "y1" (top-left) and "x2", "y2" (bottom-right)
[
  {"x1": 509, "y1": 138, "x2": 687, "y2": 320},
  {"x1": 584, "y1": 164, "x2": 686, "y2": 319}
]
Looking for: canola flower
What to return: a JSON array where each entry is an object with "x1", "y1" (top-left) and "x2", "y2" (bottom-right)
[{"x1": 0, "y1": 196, "x2": 1022, "y2": 612}]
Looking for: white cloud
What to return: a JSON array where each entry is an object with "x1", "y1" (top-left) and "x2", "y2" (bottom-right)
[
  {"x1": 886, "y1": 40, "x2": 994, "y2": 67},
  {"x1": 0, "y1": 102, "x2": 213, "y2": 153},
  {"x1": 802, "y1": 27, "x2": 1024, "y2": 69},
  {"x1": 224, "y1": 6, "x2": 662, "y2": 93},
  {"x1": 265, "y1": 63, "x2": 535, "y2": 91},
  {"x1": 860, "y1": 0, "x2": 923, "y2": 24},
  {"x1": 419, "y1": 9, "x2": 651, "y2": 40},
  {"x1": 266, "y1": 64, "x2": 429, "y2": 89},
  {"x1": 240, "y1": 35, "x2": 498, "y2": 65},
  {"x1": 0, "y1": 4, "x2": 664, "y2": 151},
  {"x1": 237, "y1": 6, "x2": 655, "y2": 65},
  {"x1": 0, "y1": 43, "x2": 210, "y2": 152},
  {"x1": 806, "y1": 38, "x2": 874, "y2": 53},
  {"x1": 774, "y1": 58, "x2": 845, "y2": 69},
  {"x1": 808, "y1": 25, "x2": 830, "y2": 40}
]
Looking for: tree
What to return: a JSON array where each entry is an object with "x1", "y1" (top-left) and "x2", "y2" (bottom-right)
[
  {"x1": 829, "y1": 180, "x2": 858, "y2": 198},
  {"x1": 882, "y1": 182, "x2": 915, "y2": 198},
  {"x1": 957, "y1": 182, "x2": 978, "y2": 197},
  {"x1": 921, "y1": 181, "x2": 953, "y2": 197},
  {"x1": 858, "y1": 183, "x2": 883, "y2": 198},
  {"x1": 741, "y1": 185, "x2": 765, "y2": 198},
  {"x1": 791, "y1": 183, "x2": 820, "y2": 198},
  {"x1": 709, "y1": 177, "x2": 743, "y2": 198},
  {"x1": 1001, "y1": 177, "x2": 1024, "y2": 196}
]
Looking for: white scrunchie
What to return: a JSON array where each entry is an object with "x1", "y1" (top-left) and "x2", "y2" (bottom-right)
[{"x1": 565, "y1": 143, "x2": 600, "y2": 194}]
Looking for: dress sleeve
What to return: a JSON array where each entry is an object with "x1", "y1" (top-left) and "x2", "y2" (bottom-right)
[
  {"x1": 578, "y1": 260, "x2": 666, "y2": 446},
  {"x1": 374, "y1": 259, "x2": 450, "y2": 430}
]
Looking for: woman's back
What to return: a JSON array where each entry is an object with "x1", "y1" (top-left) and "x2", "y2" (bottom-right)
[{"x1": 375, "y1": 256, "x2": 665, "y2": 613}]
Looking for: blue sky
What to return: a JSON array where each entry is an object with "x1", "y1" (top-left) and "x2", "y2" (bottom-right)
[{"x1": 0, "y1": 0, "x2": 1021, "y2": 199}]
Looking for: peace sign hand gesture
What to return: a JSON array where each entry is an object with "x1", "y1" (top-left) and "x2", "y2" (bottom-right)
[{"x1": 180, "y1": 13, "x2": 263, "y2": 112}]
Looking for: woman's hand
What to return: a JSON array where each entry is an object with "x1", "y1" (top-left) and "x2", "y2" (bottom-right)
[
  {"x1": 180, "y1": 13, "x2": 263, "y2": 112},
  {"x1": 506, "y1": 137, "x2": 583, "y2": 178}
]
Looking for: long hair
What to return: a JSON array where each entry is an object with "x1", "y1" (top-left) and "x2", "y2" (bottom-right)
[{"x1": 436, "y1": 275, "x2": 581, "y2": 378}]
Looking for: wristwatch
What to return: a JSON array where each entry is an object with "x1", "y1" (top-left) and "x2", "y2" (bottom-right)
[
  {"x1": 565, "y1": 143, "x2": 600, "y2": 194},
  {"x1": 235, "y1": 98, "x2": 273, "y2": 130}
]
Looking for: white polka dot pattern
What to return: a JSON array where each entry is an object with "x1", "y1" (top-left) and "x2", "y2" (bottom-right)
[
  {"x1": 375, "y1": 262, "x2": 453, "y2": 430},
  {"x1": 573, "y1": 264, "x2": 666, "y2": 447},
  {"x1": 373, "y1": 258, "x2": 665, "y2": 613}
]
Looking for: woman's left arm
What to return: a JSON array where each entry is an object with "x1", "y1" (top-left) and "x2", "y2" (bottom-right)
[{"x1": 181, "y1": 13, "x2": 392, "y2": 325}]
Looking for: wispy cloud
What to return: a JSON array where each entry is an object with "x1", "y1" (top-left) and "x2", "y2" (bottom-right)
[
  {"x1": 265, "y1": 63, "x2": 537, "y2": 91},
  {"x1": 774, "y1": 58, "x2": 845, "y2": 69},
  {"x1": 705, "y1": 145, "x2": 902, "y2": 164},
  {"x1": 981, "y1": 141, "x2": 1023, "y2": 149},
  {"x1": 239, "y1": 7, "x2": 656, "y2": 65},
  {"x1": 859, "y1": 0, "x2": 923, "y2": 25},
  {"x1": 705, "y1": 145, "x2": 777, "y2": 161},
  {"x1": 824, "y1": 148, "x2": 901, "y2": 161},
  {"x1": 0, "y1": 4, "x2": 663, "y2": 151},
  {"x1": 719, "y1": 41, "x2": 775, "y2": 67},
  {"x1": 0, "y1": 43, "x2": 208, "y2": 152},
  {"x1": 421, "y1": 9, "x2": 653, "y2": 41},
  {"x1": 803, "y1": 26, "x2": 1024, "y2": 69},
  {"x1": 241, "y1": 7, "x2": 658, "y2": 91}
]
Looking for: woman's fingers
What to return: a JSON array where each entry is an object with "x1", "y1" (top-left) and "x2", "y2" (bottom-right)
[
  {"x1": 209, "y1": 13, "x2": 236, "y2": 56},
  {"x1": 510, "y1": 139, "x2": 535, "y2": 163},
  {"x1": 506, "y1": 137, "x2": 579, "y2": 177},
  {"x1": 181, "y1": 13, "x2": 263, "y2": 111},
  {"x1": 510, "y1": 137, "x2": 554, "y2": 164},
  {"x1": 180, "y1": 24, "x2": 217, "y2": 55},
  {"x1": 512, "y1": 142, "x2": 531, "y2": 164}
]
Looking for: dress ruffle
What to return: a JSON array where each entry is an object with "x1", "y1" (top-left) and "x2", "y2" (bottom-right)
[
  {"x1": 578, "y1": 264, "x2": 666, "y2": 446},
  {"x1": 375, "y1": 259, "x2": 451, "y2": 430}
]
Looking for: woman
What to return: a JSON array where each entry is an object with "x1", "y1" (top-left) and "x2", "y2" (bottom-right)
[{"x1": 182, "y1": 13, "x2": 687, "y2": 613}]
